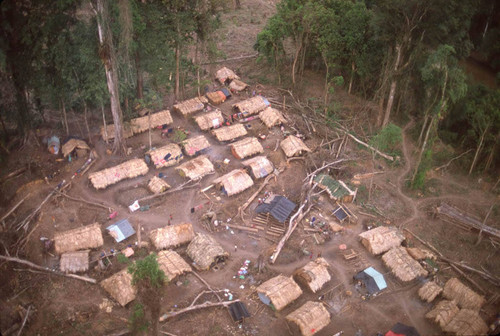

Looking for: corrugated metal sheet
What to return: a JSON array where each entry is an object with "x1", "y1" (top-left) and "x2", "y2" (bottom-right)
[{"x1": 107, "y1": 219, "x2": 136, "y2": 243}]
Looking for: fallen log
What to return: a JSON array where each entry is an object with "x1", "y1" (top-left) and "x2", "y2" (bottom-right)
[
  {"x1": 238, "y1": 173, "x2": 276, "y2": 220},
  {"x1": 55, "y1": 190, "x2": 113, "y2": 212},
  {"x1": 345, "y1": 132, "x2": 394, "y2": 161},
  {"x1": 0, "y1": 193, "x2": 31, "y2": 223},
  {"x1": 225, "y1": 223, "x2": 258, "y2": 233},
  {"x1": 159, "y1": 300, "x2": 238, "y2": 322}
]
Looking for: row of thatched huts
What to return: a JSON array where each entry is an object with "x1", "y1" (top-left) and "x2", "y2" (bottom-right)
[{"x1": 101, "y1": 110, "x2": 173, "y2": 141}]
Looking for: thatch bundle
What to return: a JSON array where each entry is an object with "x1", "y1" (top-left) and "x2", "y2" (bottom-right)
[
  {"x1": 213, "y1": 169, "x2": 254, "y2": 196},
  {"x1": 426, "y1": 300, "x2": 460, "y2": 329},
  {"x1": 148, "y1": 144, "x2": 183, "y2": 168},
  {"x1": 229, "y1": 79, "x2": 248, "y2": 92},
  {"x1": 259, "y1": 107, "x2": 286, "y2": 128},
  {"x1": 148, "y1": 176, "x2": 171, "y2": 194},
  {"x1": 101, "y1": 268, "x2": 136, "y2": 307},
  {"x1": 442, "y1": 309, "x2": 489, "y2": 335},
  {"x1": 359, "y1": 226, "x2": 405, "y2": 255},
  {"x1": 62, "y1": 139, "x2": 90, "y2": 157},
  {"x1": 216, "y1": 67, "x2": 239, "y2": 84},
  {"x1": 280, "y1": 135, "x2": 311, "y2": 157},
  {"x1": 230, "y1": 137, "x2": 264, "y2": 159},
  {"x1": 418, "y1": 281, "x2": 442, "y2": 303},
  {"x1": 242, "y1": 156, "x2": 274, "y2": 179},
  {"x1": 157, "y1": 250, "x2": 192, "y2": 281},
  {"x1": 382, "y1": 247, "x2": 428, "y2": 282},
  {"x1": 59, "y1": 250, "x2": 90, "y2": 273},
  {"x1": 442, "y1": 277, "x2": 485, "y2": 310},
  {"x1": 149, "y1": 223, "x2": 195, "y2": 250},
  {"x1": 406, "y1": 247, "x2": 436, "y2": 261},
  {"x1": 186, "y1": 233, "x2": 228, "y2": 270},
  {"x1": 54, "y1": 223, "x2": 104, "y2": 254},
  {"x1": 101, "y1": 123, "x2": 133, "y2": 141},
  {"x1": 89, "y1": 158, "x2": 149, "y2": 189},
  {"x1": 194, "y1": 110, "x2": 224, "y2": 131},
  {"x1": 233, "y1": 96, "x2": 268, "y2": 116},
  {"x1": 294, "y1": 258, "x2": 331, "y2": 293},
  {"x1": 286, "y1": 301, "x2": 330, "y2": 336},
  {"x1": 176, "y1": 155, "x2": 214, "y2": 180},
  {"x1": 206, "y1": 91, "x2": 226, "y2": 105},
  {"x1": 173, "y1": 96, "x2": 208, "y2": 116},
  {"x1": 182, "y1": 135, "x2": 211, "y2": 156},
  {"x1": 130, "y1": 110, "x2": 173, "y2": 134},
  {"x1": 212, "y1": 124, "x2": 247, "y2": 142},
  {"x1": 256, "y1": 275, "x2": 303, "y2": 311}
]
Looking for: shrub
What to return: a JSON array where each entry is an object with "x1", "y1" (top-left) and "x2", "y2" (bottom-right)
[{"x1": 370, "y1": 123, "x2": 402, "y2": 154}]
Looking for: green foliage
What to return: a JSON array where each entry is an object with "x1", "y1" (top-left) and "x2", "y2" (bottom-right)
[
  {"x1": 370, "y1": 123, "x2": 402, "y2": 154},
  {"x1": 172, "y1": 129, "x2": 187, "y2": 143},
  {"x1": 129, "y1": 303, "x2": 149, "y2": 334},
  {"x1": 128, "y1": 253, "x2": 166, "y2": 288},
  {"x1": 116, "y1": 253, "x2": 130, "y2": 264},
  {"x1": 412, "y1": 149, "x2": 433, "y2": 190}
]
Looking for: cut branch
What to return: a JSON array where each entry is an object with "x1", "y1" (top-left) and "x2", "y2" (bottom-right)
[
  {"x1": 345, "y1": 132, "x2": 394, "y2": 161},
  {"x1": 159, "y1": 300, "x2": 237, "y2": 322}
]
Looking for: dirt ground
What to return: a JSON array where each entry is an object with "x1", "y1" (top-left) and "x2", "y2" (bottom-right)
[{"x1": 1, "y1": 1, "x2": 500, "y2": 336}]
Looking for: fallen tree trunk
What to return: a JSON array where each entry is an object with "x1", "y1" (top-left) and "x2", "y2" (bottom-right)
[
  {"x1": 226, "y1": 223, "x2": 258, "y2": 233},
  {"x1": 55, "y1": 190, "x2": 112, "y2": 212},
  {"x1": 238, "y1": 172, "x2": 276, "y2": 220},
  {"x1": 0, "y1": 193, "x2": 31, "y2": 223},
  {"x1": 345, "y1": 132, "x2": 394, "y2": 161},
  {"x1": 159, "y1": 300, "x2": 238, "y2": 322}
]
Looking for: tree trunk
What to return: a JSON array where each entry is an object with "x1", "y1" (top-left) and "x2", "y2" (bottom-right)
[
  {"x1": 60, "y1": 98, "x2": 69, "y2": 135},
  {"x1": 382, "y1": 44, "x2": 402, "y2": 127},
  {"x1": 348, "y1": 61, "x2": 355, "y2": 95},
  {"x1": 323, "y1": 58, "x2": 329, "y2": 114},
  {"x1": 175, "y1": 20, "x2": 181, "y2": 100},
  {"x1": 83, "y1": 102, "x2": 92, "y2": 144},
  {"x1": 417, "y1": 114, "x2": 429, "y2": 146},
  {"x1": 411, "y1": 115, "x2": 435, "y2": 185},
  {"x1": 195, "y1": 36, "x2": 200, "y2": 97},
  {"x1": 136, "y1": 52, "x2": 143, "y2": 99},
  {"x1": 469, "y1": 126, "x2": 488, "y2": 175},
  {"x1": 101, "y1": 104, "x2": 109, "y2": 144},
  {"x1": 484, "y1": 132, "x2": 499, "y2": 172},
  {"x1": 291, "y1": 40, "x2": 302, "y2": 86}
]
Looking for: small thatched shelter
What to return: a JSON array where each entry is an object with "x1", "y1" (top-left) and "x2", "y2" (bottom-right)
[
  {"x1": 157, "y1": 250, "x2": 192, "y2": 281},
  {"x1": 194, "y1": 110, "x2": 224, "y2": 131},
  {"x1": 314, "y1": 175, "x2": 356, "y2": 203},
  {"x1": 213, "y1": 169, "x2": 254, "y2": 196},
  {"x1": 442, "y1": 309, "x2": 489, "y2": 335},
  {"x1": 89, "y1": 158, "x2": 149, "y2": 189},
  {"x1": 294, "y1": 258, "x2": 331, "y2": 293},
  {"x1": 442, "y1": 277, "x2": 485, "y2": 310},
  {"x1": 62, "y1": 139, "x2": 90, "y2": 158},
  {"x1": 173, "y1": 96, "x2": 208, "y2": 116},
  {"x1": 229, "y1": 79, "x2": 248, "y2": 92},
  {"x1": 286, "y1": 301, "x2": 330, "y2": 336},
  {"x1": 59, "y1": 250, "x2": 89, "y2": 273},
  {"x1": 101, "y1": 268, "x2": 136, "y2": 307},
  {"x1": 54, "y1": 223, "x2": 104, "y2": 254},
  {"x1": 230, "y1": 137, "x2": 264, "y2": 159},
  {"x1": 259, "y1": 107, "x2": 286, "y2": 128},
  {"x1": 147, "y1": 144, "x2": 183, "y2": 168},
  {"x1": 182, "y1": 135, "x2": 211, "y2": 156},
  {"x1": 216, "y1": 67, "x2": 239, "y2": 84},
  {"x1": 212, "y1": 124, "x2": 247, "y2": 142},
  {"x1": 242, "y1": 156, "x2": 274, "y2": 179},
  {"x1": 206, "y1": 91, "x2": 226, "y2": 105},
  {"x1": 186, "y1": 233, "x2": 228, "y2": 270},
  {"x1": 148, "y1": 176, "x2": 171, "y2": 194},
  {"x1": 101, "y1": 123, "x2": 133, "y2": 141},
  {"x1": 280, "y1": 135, "x2": 311, "y2": 157},
  {"x1": 382, "y1": 247, "x2": 428, "y2": 282},
  {"x1": 232, "y1": 96, "x2": 269, "y2": 117},
  {"x1": 149, "y1": 223, "x2": 195, "y2": 250},
  {"x1": 176, "y1": 155, "x2": 214, "y2": 180},
  {"x1": 358, "y1": 226, "x2": 405, "y2": 255},
  {"x1": 130, "y1": 110, "x2": 173, "y2": 134},
  {"x1": 426, "y1": 300, "x2": 460, "y2": 329},
  {"x1": 418, "y1": 281, "x2": 442, "y2": 303},
  {"x1": 256, "y1": 275, "x2": 303, "y2": 311}
]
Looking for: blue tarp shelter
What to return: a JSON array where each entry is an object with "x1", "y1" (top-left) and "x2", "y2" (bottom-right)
[
  {"x1": 107, "y1": 219, "x2": 136, "y2": 243},
  {"x1": 255, "y1": 196, "x2": 296, "y2": 223},
  {"x1": 354, "y1": 266, "x2": 387, "y2": 294}
]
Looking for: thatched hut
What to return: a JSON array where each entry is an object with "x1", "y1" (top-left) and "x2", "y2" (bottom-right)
[
  {"x1": 213, "y1": 169, "x2": 254, "y2": 196},
  {"x1": 358, "y1": 226, "x2": 405, "y2": 255},
  {"x1": 101, "y1": 123, "x2": 133, "y2": 141},
  {"x1": 259, "y1": 107, "x2": 286, "y2": 128},
  {"x1": 212, "y1": 124, "x2": 247, "y2": 142},
  {"x1": 176, "y1": 155, "x2": 214, "y2": 180},
  {"x1": 182, "y1": 135, "x2": 211, "y2": 156},
  {"x1": 206, "y1": 91, "x2": 226, "y2": 105},
  {"x1": 294, "y1": 258, "x2": 331, "y2": 293},
  {"x1": 59, "y1": 250, "x2": 89, "y2": 273},
  {"x1": 186, "y1": 233, "x2": 228, "y2": 271},
  {"x1": 406, "y1": 247, "x2": 436, "y2": 261},
  {"x1": 256, "y1": 275, "x2": 303, "y2": 311},
  {"x1": 418, "y1": 281, "x2": 442, "y2": 303},
  {"x1": 194, "y1": 110, "x2": 224, "y2": 131},
  {"x1": 381, "y1": 247, "x2": 428, "y2": 282},
  {"x1": 62, "y1": 139, "x2": 90, "y2": 158},
  {"x1": 148, "y1": 176, "x2": 171, "y2": 194},
  {"x1": 101, "y1": 268, "x2": 136, "y2": 307},
  {"x1": 442, "y1": 309, "x2": 489, "y2": 335},
  {"x1": 442, "y1": 277, "x2": 485, "y2": 310},
  {"x1": 54, "y1": 223, "x2": 104, "y2": 254},
  {"x1": 89, "y1": 158, "x2": 149, "y2": 189},
  {"x1": 157, "y1": 250, "x2": 192, "y2": 281},
  {"x1": 280, "y1": 135, "x2": 311, "y2": 157},
  {"x1": 147, "y1": 144, "x2": 183, "y2": 168},
  {"x1": 229, "y1": 79, "x2": 248, "y2": 92},
  {"x1": 230, "y1": 137, "x2": 264, "y2": 159},
  {"x1": 173, "y1": 96, "x2": 208, "y2": 116},
  {"x1": 286, "y1": 301, "x2": 330, "y2": 336},
  {"x1": 242, "y1": 156, "x2": 274, "y2": 179},
  {"x1": 130, "y1": 110, "x2": 173, "y2": 134},
  {"x1": 149, "y1": 223, "x2": 195, "y2": 250},
  {"x1": 232, "y1": 96, "x2": 269, "y2": 117},
  {"x1": 313, "y1": 175, "x2": 356, "y2": 203},
  {"x1": 216, "y1": 67, "x2": 239, "y2": 84},
  {"x1": 426, "y1": 300, "x2": 460, "y2": 329}
]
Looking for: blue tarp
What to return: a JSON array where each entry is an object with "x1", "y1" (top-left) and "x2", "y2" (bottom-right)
[
  {"x1": 255, "y1": 196, "x2": 296, "y2": 223},
  {"x1": 354, "y1": 266, "x2": 387, "y2": 294},
  {"x1": 107, "y1": 219, "x2": 136, "y2": 243}
]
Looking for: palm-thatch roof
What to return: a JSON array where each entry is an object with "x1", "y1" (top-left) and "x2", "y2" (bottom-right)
[
  {"x1": 313, "y1": 175, "x2": 356, "y2": 203},
  {"x1": 358, "y1": 226, "x2": 405, "y2": 255},
  {"x1": 230, "y1": 137, "x2": 264, "y2": 159},
  {"x1": 176, "y1": 155, "x2": 214, "y2": 180},
  {"x1": 130, "y1": 110, "x2": 173, "y2": 134},
  {"x1": 101, "y1": 268, "x2": 136, "y2": 307},
  {"x1": 280, "y1": 135, "x2": 311, "y2": 157},
  {"x1": 259, "y1": 107, "x2": 287, "y2": 128},
  {"x1": 232, "y1": 96, "x2": 269, "y2": 116},
  {"x1": 182, "y1": 135, "x2": 211, "y2": 156},
  {"x1": 286, "y1": 301, "x2": 330, "y2": 336},
  {"x1": 256, "y1": 275, "x2": 303, "y2": 311},
  {"x1": 59, "y1": 250, "x2": 90, "y2": 273},
  {"x1": 294, "y1": 258, "x2": 331, "y2": 293},
  {"x1": 62, "y1": 139, "x2": 90, "y2": 157},
  {"x1": 229, "y1": 79, "x2": 248, "y2": 92},
  {"x1": 148, "y1": 176, "x2": 171, "y2": 194},
  {"x1": 442, "y1": 277, "x2": 485, "y2": 310},
  {"x1": 194, "y1": 110, "x2": 224, "y2": 131},
  {"x1": 157, "y1": 250, "x2": 192, "y2": 281},
  {"x1": 406, "y1": 247, "x2": 436, "y2": 261},
  {"x1": 101, "y1": 123, "x2": 134, "y2": 141},
  {"x1": 186, "y1": 233, "x2": 228, "y2": 271},
  {"x1": 381, "y1": 247, "x2": 428, "y2": 282},
  {"x1": 149, "y1": 223, "x2": 195, "y2": 250},
  {"x1": 173, "y1": 96, "x2": 208, "y2": 116},
  {"x1": 54, "y1": 223, "x2": 104, "y2": 254},
  {"x1": 242, "y1": 155, "x2": 274, "y2": 179},
  {"x1": 213, "y1": 169, "x2": 254, "y2": 196},
  {"x1": 212, "y1": 124, "x2": 247, "y2": 142},
  {"x1": 418, "y1": 281, "x2": 443, "y2": 303},
  {"x1": 426, "y1": 300, "x2": 460, "y2": 329},
  {"x1": 89, "y1": 159, "x2": 149, "y2": 190},
  {"x1": 206, "y1": 91, "x2": 226, "y2": 105},
  {"x1": 442, "y1": 309, "x2": 489, "y2": 335},
  {"x1": 216, "y1": 67, "x2": 239, "y2": 84},
  {"x1": 147, "y1": 144, "x2": 183, "y2": 168}
]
